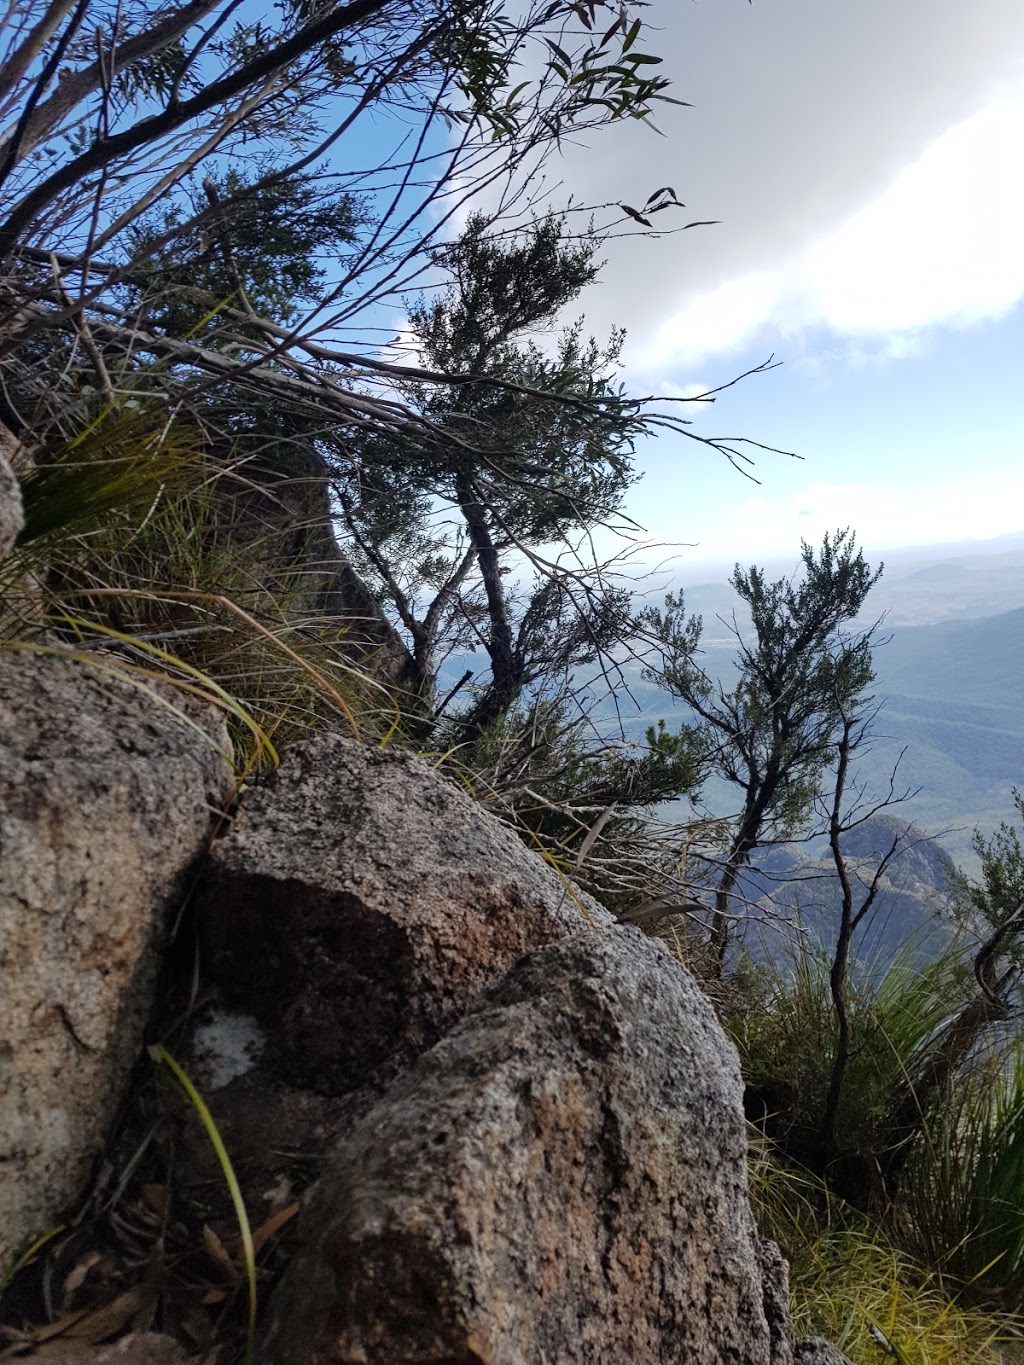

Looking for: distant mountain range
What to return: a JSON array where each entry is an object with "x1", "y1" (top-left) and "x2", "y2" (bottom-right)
[
  {"x1": 866, "y1": 547, "x2": 1024, "y2": 626},
  {"x1": 855, "y1": 605, "x2": 1024, "y2": 866},
  {"x1": 658, "y1": 546, "x2": 1024, "y2": 633}
]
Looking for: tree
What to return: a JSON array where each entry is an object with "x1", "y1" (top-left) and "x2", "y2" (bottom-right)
[
  {"x1": 818, "y1": 698, "x2": 914, "y2": 1165},
  {"x1": 0, "y1": 0, "x2": 680, "y2": 253},
  {"x1": 0, "y1": 0, "x2": 686, "y2": 443},
  {"x1": 123, "y1": 169, "x2": 366, "y2": 333},
  {"x1": 334, "y1": 211, "x2": 645, "y2": 739},
  {"x1": 642, "y1": 530, "x2": 884, "y2": 964},
  {"x1": 0, "y1": 0, "x2": 782, "y2": 706}
]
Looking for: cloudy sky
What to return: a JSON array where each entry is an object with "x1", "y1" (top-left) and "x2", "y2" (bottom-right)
[{"x1": 547, "y1": 0, "x2": 1024, "y2": 567}]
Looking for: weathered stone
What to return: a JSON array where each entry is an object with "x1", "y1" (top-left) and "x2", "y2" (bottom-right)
[
  {"x1": 794, "y1": 1338, "x2": 855, "y2": 1365},
  {"x1": 0, "y1": 436, "x2": 23, "y2": 559},
  {"x1": 760, "y1": 1239, "x2": 794, "y2": 1365},
  {"x1": 0, "y1": 653, "x2": 233, "y2": 1269},
  {"x1": 260, "y1": 926, "x2": 775, "y2": 1365},
  {"x1": 198, "y1": 734, "x2": 611, "y2": 1094}
]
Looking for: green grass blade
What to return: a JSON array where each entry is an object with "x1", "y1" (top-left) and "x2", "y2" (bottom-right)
[{"x1": 150, "y1": 1044, "x2": 257, "y2": 1361}]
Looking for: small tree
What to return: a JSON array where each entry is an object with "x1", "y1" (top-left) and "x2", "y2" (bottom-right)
[
  {"x1": 335, "y1": 212, "x2": 644, "y2": 741},
  {"x1": 642, "y1": 530, "x2": 883, "y2": 964},
  {"x1": 818, "y1": 698, "x2": 914, "y2": 1164}
]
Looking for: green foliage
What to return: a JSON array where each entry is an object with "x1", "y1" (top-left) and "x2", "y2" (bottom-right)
[
  {"x1": 750, "y1": 1148, "x2": 1023, "y2": 1364},
  {"x1": 15, "y1": 402, "x2": 202, "y2": 546},
  {"x1": 403, "y1": 213, "x2": 639, "y2": 539},
  {"x1": 125, "y1": 170, "x2": 362, "y2": 330},
  {"x1": 897, "y1": 1046, "x2": 1024, "y2": 1307},
  {"x1": 335, "y1": 212, "x2": 647, "y2": 736},
  {"x1": 2, "y1": 0, "x2": 715, "y2": 769},
  {"x1": 645, "y1": 530, "x2": 881, "y2": 832},
  {"x1": 437, "y1": 698, "x2": 703, "y2": 912},
  {"x1": 642, "y1": 530, "x2": 885, "y2": 959},
  {"x1": 3, "y1": 401, "x2": 394, "y2": 765},
  {"x1": 440, "y1": 0, "x2": 680, "y2": 136},
  {"x1": 953, "y1": 789, "x2": 1024, "y2": 945},
  {"x1": 414, "y1": 212, "x2": 601, "y2": 364},
  {"x1": 445, "y1": 698, "x2": 703, "y2": 828},
  {"x1": 716, "y1": 779, "x2": 1024, "y2": 1365},
  {"x1": 729, "y1": 931, "x2": 965, "y2": 1190}
]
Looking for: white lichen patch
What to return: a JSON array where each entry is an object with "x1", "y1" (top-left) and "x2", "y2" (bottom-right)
[{"x1": 189, "y1": 1011, "x2": 266, "y2": 1090}]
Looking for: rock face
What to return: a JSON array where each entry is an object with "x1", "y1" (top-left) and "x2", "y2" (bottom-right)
[
  {"x1": 260, "y1": 926, "x2": 777, "y2": 1365},
  {"x1": 0, "y1": 653, "x2": 233, "y2": 1269},
  {"x1": 1, "y1": 689, "x2": 856, "y2": 1362},
  {"x1": 197, "y1": 734, "x2": 611, "y2": 1094},
  {"x1": 0, "y1": 436, "x2": 23, "y2": 559},
  {"x1": 760, "y1": 1239, "x2": 795, "y2": 1365},
  {"x1": 793, "y1": 1340, "x2": 855, "y2": 1365}
]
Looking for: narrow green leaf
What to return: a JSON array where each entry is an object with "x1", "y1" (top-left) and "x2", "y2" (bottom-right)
[
  {"x1": 621, "y1": 17, "x2": 642, "y2": 52},
  {"x1": 151, "y1": 1045, "x2": 257, "y2": 1363}
]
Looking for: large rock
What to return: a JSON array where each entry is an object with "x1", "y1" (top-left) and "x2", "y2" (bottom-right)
[
  {"x1": 0, "y1": 434, "x2": 23, "y2": 558},
  {"x1": 0, "y1": 653, "x2": 233, "y2": 1269},
  {"x1": 197, "y1": 734, "x2": 611, "y2": 1094},
  {"x1": 260, "y1": 926, "x2": 777, "y2": 1365}
]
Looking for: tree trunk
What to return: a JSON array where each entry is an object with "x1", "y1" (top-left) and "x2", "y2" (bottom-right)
[{"x1": 450, "y1": 470, "x2": 524, "y2": 746}]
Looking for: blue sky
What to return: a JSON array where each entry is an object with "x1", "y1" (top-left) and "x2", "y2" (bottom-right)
[
  {"x1": 623, "y1": 303, "x2": 1024, "y2": 570},
  {"x1": 530, "y1": 0, "x2": 1024, "y2": 567}
]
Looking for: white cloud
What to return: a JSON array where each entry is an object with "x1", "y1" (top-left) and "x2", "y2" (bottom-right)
[
  {"x1": 630, "y1": 81, "x2": 1024, "y2": 372},
  {"x1": 806, "y1": 88, "x2": 1024, "y2": 333},
  {"x1": 640, "y1": 274, "x2": 780, "y2": 368},
  {"x1": 660, "y1": 476, "x2": 1024, "y2": 563}
]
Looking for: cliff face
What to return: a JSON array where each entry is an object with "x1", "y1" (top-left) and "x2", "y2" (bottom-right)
[{"x1": 0, "y1": 465, "x2": 851, "y2": 1363}]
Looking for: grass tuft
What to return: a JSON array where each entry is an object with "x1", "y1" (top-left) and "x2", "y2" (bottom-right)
[{"x1": 750, "y1": 1142, "x2": 1024, "y2": 1364}]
